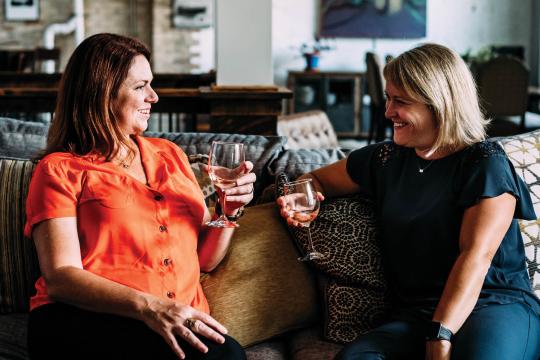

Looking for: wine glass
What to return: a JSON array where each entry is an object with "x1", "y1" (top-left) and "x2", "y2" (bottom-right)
[
  {"x1": 283, "y1": 179, "x2": 326, "y2": 261},
  {"x1": 206, "y1": 141, "x2": 245, "y2": 228}
]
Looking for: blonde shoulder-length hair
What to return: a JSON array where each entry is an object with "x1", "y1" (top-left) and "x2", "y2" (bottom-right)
[{"x1": 383, "y1": 43, "x2": 489, "y2": 155}]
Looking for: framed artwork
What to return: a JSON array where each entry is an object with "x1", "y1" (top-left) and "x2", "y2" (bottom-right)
[
  {"x1": 5, "y1": 0, "x2": 40, "y2": 21},
  {"x1": 172, "y1": 0, "x2": 213, "y2": 29},
  {"x1": 319, "y1": 0, "x2": 426, "y2": 39}
]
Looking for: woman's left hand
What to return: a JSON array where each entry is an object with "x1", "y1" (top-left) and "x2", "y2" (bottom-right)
[
  {"x1": 219, "y1": 161, "x2": 256, "y2": 215},
  {"x1": 425, "y1": 340, "x2": 451, "y2": 360}
]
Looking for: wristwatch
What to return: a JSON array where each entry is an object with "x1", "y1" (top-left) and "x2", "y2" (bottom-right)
[{"x1": 425, "y1": 321, "x2": 453, "y2": 342}]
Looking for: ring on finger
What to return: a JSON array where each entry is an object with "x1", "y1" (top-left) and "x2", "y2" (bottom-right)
[{"x1": 185, "y1": 318, "x2": 198, "y2": 331}]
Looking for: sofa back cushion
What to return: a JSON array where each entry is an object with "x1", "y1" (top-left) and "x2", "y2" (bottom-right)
[
  {"x1": 145, "y1": 132, "x2": 286, "y2": 198},
  {"x1": 269, "y1": 148, "x2": 346, "y2": 181},
  {"x1": 0, "y1": 118, "x2": 48, "y2": 159},
  {"x1": 497, "y1": 131, "x2": 540, "y2": 297},
  {"x1": 277, "y1": 110, "x2": 339, "y2": 150},
  {"x1": 0, "y1": 158, "x2": 40, "y2": 313}
]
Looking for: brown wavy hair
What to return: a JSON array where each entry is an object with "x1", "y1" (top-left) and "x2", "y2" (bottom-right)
[{"x1": 43, "y1": 33, "x2": 150, "y2": 160}]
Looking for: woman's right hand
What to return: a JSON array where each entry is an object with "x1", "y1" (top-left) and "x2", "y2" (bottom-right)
[
  {"x1": 276, "y1": 192, "x2": 325, "y2": 227},
  {"x1": 140, "y1": 296, "x2": 228, "y2": 359}
]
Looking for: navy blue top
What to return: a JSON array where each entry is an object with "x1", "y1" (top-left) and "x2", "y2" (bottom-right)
[{"x1": 346, "y1": 140, "x2": 540, "y2": 313}]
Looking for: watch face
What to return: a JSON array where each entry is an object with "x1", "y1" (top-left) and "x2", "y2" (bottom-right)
[
  {"x1": 426, "y1": 321, "x2": 442, "y2": 339},
  {"x1": 426, "y1": 321, "x2": 452, "y2": 341}
]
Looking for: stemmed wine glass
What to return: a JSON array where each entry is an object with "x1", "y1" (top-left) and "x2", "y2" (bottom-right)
[
  {"x1": 283, "y1": 179, "x2": 326, "y2": 261},
  {"x1": 206, "y1": 141, "x2": 245, "y2": 228}
]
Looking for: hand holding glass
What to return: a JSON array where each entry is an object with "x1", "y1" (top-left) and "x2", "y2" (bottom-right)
[
  {"x1": 207, "y1": 141, "x2": 245, "y2": 228},
  {"x1": 283, "y1": 179, "x2": 326, "y2": 261}
]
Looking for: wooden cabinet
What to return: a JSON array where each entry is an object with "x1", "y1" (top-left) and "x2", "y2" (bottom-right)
[{"x1": 287, "y1": 71, "x2": 364, "y2": 137}]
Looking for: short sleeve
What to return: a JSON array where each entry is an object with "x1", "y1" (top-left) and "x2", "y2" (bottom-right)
[
  {"x1": 346, "y1": 142, "x2": 385, "y2": 197},
  {"x1": 24, "y1": 156, "x2": 82, "y2": 238},
  {"x1": 458, "y1": 144, "x2": 536, "y2": 220}
]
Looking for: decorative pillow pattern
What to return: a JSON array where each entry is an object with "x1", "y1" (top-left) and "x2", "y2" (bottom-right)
[
  {"x1": 497, "y1": 133, "x2": 540, "y2": 296},
  {"x1": 0, "y1": 158, "x2": 40, "y2": 314},
  {"x1": 320, "y1": 276, "x2": 388, "y2": 344},
  {"x1": 275, "y1": 174, "x2": 389, "y2": 344},
  {"x1": 187, "y1": 154, "x2": 217, "y2": 208},
  {"x1": 288, "y1": 195, "x2": 386, "y2": 289}
]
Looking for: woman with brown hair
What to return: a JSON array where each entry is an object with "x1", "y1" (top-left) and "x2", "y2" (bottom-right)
[
  {"x1": 25, "y1": 33, "x2": 253, "y2": 360},
  {"x1": 279, "y1": 43, "x2": 540, "y2": 359}
]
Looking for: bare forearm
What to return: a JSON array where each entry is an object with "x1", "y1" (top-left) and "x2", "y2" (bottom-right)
[
  {"x1": 435, "y1": 194, "x2": 516, "y2": 334},
  {"x1": 46, "y1": 266, "x2": 152, "y2": 321},
  {"x1": 432, "y1": 250, "x2": 491, "y2": 333},
  {"x1": 197, "y1": 225, "x2": 235, "y2": 272}
]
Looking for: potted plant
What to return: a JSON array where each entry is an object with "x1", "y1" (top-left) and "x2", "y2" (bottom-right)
[{"x1": 300, "y1": 37, "x2": 333, "y2": 71}]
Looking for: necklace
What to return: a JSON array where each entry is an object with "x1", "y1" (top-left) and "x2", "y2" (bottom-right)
[
  {"x1": 117, "y1": 154, "x2": 134, "y2": 169},
  {"x1": 416, "y1": 158, "x2": 434, "y2": 173}
]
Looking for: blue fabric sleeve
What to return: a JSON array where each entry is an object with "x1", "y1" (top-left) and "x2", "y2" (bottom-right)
[{"x1": 458, "y1": 153, "x2": 536, "y2": 220}]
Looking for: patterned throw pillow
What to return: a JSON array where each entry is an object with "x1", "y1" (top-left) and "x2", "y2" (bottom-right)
[
  {"x1": 188, "y1": 154, "x2": 217, "y2": 208},
  {"x1": 0, "y1": 158, "x2": 40, "y2": 314},
  {"x1": 320, "y1": 276, "x2": 388, "y2": 344},
  {"x1": 275, "y1": 174, "x2": 389, "y2": 344},
  {"x1": 497, "y1": 132, "x2": 540, "y2": 297}
]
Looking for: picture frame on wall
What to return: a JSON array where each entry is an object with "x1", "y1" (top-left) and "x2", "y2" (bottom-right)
[
  {"x1": 319, "y1": 0, "x2": 426, "y2": 39},
  {"x1": 5, "y1": 0, "x2": 40, "y2": 21},
  {"x1": 172, "y1": 0, "x2": 213, "y2": 29}
]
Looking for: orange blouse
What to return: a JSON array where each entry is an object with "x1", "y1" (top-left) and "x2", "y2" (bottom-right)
[{"x1": 24, "y1": 136, "x2": 209, "y2": 313}]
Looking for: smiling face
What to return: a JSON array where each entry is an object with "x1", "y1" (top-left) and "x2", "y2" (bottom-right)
[
  {"x1": 384, "y1": 80, "x2": 438, "y2": 156},
  {"x1": 114, "y1": 55, "x2": 158, "y2": 136}
]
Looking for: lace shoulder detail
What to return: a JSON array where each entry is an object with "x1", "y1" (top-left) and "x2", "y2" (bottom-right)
[
  {"x1": 374, "y1": 142, "x2": 402, "y2": 167},
  {"x1": 465, "y1": 140, "x2": 506, "y2": 164}
]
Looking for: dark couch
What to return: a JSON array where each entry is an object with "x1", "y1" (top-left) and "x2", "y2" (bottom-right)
[
  {"x1": 0, "y1": 117, "x2": 347, "y2": 360},
  {"x1": 1, "y1": 117, "x2": 539, "y2": 360}
]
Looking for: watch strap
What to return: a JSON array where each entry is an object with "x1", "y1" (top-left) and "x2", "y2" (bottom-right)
[{"x1": 215, "y1": 203, "x2": 244, "y2": 221}]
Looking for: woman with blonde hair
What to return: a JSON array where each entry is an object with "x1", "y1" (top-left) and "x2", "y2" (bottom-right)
[{"x1": 279, "y1": 43, "x2": 540, "y2": 359}]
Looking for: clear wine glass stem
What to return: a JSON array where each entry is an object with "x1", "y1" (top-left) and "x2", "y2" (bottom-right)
[
  {"x1": 218, "y1": 187, "x2": 228, "y2": 222},
  {"x1": 306, "y1": 226, "x2": 316, "y2": 253}
]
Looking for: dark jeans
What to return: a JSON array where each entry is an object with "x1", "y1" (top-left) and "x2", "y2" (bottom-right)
[
  {"x1": 335, "y1": 302, "x2": 540, "y2": 360},
  {"x1": 28, "y1": 303, "x2": 246, "y2": 360}
]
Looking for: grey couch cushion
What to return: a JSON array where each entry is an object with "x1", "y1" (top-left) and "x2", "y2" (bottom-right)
[
  {"x1": 0, "y1": 314, "x2": 28, "y2": 360},
  {"x1": 289, "y1": 327, "x2": 343, "y2": 360},
  {"x1": 146, "y1": 132, "x2": 287, "y2": 197},
  {"x1": 245, "y1": 339, "x2": 287, "y2": 360},
  {"x1": 0, "y1": 118, "x2": 48, "y2": 160},
  {"x1": 269, "y1": 148, "x2": 346, "y2": 180}
]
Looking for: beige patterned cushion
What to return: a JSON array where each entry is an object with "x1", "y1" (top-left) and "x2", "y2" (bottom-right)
[
  {"x1": 201, "y1": 202, "x2": 319, "y2": 347},
  {"x1": 277, "y1": 111, "x2": 339, "y2": 150},
  {"x1": 497, "y1": 131, "x2": 540, "y2": 297},
  {"x1": 0, "y1": 158, "x2": 40, "y2": 313}
]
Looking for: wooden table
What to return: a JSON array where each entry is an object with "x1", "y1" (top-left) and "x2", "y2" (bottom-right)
[{"x1": 0, "y1": 85, "x2": 292, "y2": 135}]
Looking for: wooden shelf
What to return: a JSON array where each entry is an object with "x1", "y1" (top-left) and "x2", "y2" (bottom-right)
[{"x1": 286, "y1": 70, "x2": 364, "y2": 137}]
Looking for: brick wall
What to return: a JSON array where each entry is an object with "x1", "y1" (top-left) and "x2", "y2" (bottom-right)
[
  {"x1": 152, "y1": 0, "x2": 198, "y2": 73},
  {"x1": 0, "y1": 0, "x2": 73, "y2": 51},
  {"x1": 0, "y1": 0, "x2": 203, "y2": 73}
]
